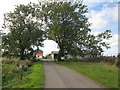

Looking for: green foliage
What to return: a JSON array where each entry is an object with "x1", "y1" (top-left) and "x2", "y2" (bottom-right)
[
  {"x1": 36, "y1": 58, "x2": 45, "y2": 61},
  {"x1": 117, "y1": 53, "x2": 120, "y2": 58},
  {"x1": 2, "y1": 60, "x2": 44, "y2": 88},
  {"x1": 2, "y1": 2, "x2": 112, "y2": 61},
  {"x1": 2, "y1": 58, "x2": 32, "y2": 67},
  {"x1": 41, "y1": 2, "x2": 91, "y2": 60},
  {"x1": 117, "y1": 53, "x2": 120, "y2": 67},
  {"x1": 2, "y1": 3, "x2": 45, "y2": 60},
  {"x1": 12, "y1": 62, "x2": 44, "y2": 88},
  {"x1": 41, "y1": 2, "x2": 112, "y2": 60},
  {"x1": 63, "y1": 57, "x2": 117, "y2": 65},
  {"x1": 2, "y1": 63, "x2": 19, "y2": 82},
  {"x1": 2, "y1": 58, "x2": 33, "y2": 85},
  {"x1": 56, "y1": 62, "x2": 118, "y2": 88}
]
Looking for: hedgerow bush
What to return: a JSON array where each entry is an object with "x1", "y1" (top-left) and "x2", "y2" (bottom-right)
[
  {"x1": 63, "y1": 56, "x2": 117, "y2": 65},
  {"x1": 2, "y1": 57, "x2": 34, "y2": 84}
]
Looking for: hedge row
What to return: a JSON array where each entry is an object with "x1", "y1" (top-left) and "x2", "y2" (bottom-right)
[{"x1": 62, "y1": 57, "x2": 118, "y2": 65}]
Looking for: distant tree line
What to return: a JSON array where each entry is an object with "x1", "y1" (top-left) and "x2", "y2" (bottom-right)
[{"x1": 2, "y1": 1, "x2": 112, "y2": 61}]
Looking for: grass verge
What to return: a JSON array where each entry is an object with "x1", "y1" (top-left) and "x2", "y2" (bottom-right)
[
  {"x1": 3, "y1": 61, "x2": 44, "y2": 88},
  {"x1": 55, "y1": 61, "x2": 118, "y2": 88}
]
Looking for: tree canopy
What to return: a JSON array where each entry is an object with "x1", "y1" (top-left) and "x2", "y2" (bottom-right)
[
  {"x1": 2, "y1": 3, "x2": 45, "y2": 60},
  {"x1": 41, "y1": 2, "x2": 112, "y2": 60},
  {"x1": 2, "y1": 2, "x2": 112, "y2": 60}
]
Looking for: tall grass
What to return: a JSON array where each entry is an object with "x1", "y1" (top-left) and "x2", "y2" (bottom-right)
[
  {"x1": 2, "y1": 57, "x2": 44, "y2": 88},
  {"x1": 12, "y1": 62, "x2": 44, "y2": 88}
]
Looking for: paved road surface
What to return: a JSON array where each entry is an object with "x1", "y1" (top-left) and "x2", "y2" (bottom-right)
[{"x1": 44, "y1": 61, "x2": 106, "y2": 88}]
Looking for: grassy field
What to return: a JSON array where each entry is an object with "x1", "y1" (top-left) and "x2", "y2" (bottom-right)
[
  {"x1": 3, "y1": 61, "x2": 44, "y2": 88},
  {"x1": 56, "y1": 61, "x2": 118, "y2": 88}
]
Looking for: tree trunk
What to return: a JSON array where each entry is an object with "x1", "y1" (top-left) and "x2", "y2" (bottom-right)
[
  {"x1": 57, "y1": 46, "x2": 64, "y2": 61},
  {"x1": 20, "y1": 47, "x2": 25, "y2": 60},
  {"x1": 57, "y1": 50, "x2": 62, "y2": 61}
]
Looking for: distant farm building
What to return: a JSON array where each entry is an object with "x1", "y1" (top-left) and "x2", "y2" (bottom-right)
[
  {"x1": 35, "y1": 50, "x2": 43, "y2": 58},
  {"x1": 45, "y1": 51, "x2": 84, "y2": 60},
  {"x1": 51, "y1": 51, "x2": 59, "y2": 59},
  {"x1": 46, "y1": 51, "x2": 59, "y2": 59}
]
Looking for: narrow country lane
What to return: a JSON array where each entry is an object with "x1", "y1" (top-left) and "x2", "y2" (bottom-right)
[{"x1": 43, "y1": 61, "x2": 107, "y2": 88}]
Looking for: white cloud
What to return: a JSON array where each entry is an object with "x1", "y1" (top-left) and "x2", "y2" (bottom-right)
[
  {"x1": 106, "y1": 34, "x2": 118, "y2": 47},
  {"x1": 86, "y1": 3, "x2": 118, "y2": 56},
  {"x1": 90, "y1": 31, "x2": 118, "y2": 47},
  {"x1": 111, "y1": 6, "x2": 118, "y2": 21},
  {"x1": 103, "y1": 45, "x2": 118, "y2": 56},
  {"x1": 90, "y1": 31, "x2": 101, "y2": 36},
  {"x1": 102, "y1": 34, "x2": 118, "y2": 56},
  {"x1": 40, "y1": 40, "x2": 59, "y2": 56},
  {"x1": 87, "y1": 5, "x2": 118, "y2": 30},
  {"x1": 83, "y1": 0, "x2": 101, "y2": 9},
  {"x1": 84, "y1": 0, "x2": 119, "y2": 2},
  {"x1": 90, "y1": 31, "x2": 118, "y2": 56}
]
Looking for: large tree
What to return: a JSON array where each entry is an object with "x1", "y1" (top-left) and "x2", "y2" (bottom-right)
[
  {"x1": 41, "y1": 2, "x2": 112, "y2": 60},
  {"x1": 2, "y1": 3, "x2": 45, "y2": 60},
  {"x1": 2, "y1": 2, "x2": 112, "y2": 60}
]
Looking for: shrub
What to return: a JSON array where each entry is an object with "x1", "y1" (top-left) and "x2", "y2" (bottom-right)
[
  {"x1": 25, "y1": 60, "x2": 32, "y2": 67},
  {"x1": 63, "y1": 56, "x2": 117, "y2": 65},
  {"x1": 2, "y1": 58, "x2": 34, "y2": 81},
  {"x1": 2, "y1": 57, "x2": 36, "y2": 85},
  {"x1": 2, "y1": 63, "x2": 19, "y2": 84}
]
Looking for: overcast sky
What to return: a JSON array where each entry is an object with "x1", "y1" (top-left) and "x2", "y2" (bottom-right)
[{"x1": 0, "y1": 0, "x2": 119, "y2": 56}]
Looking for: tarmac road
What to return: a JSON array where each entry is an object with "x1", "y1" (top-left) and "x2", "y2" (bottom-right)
[{"x1": 44, "y1": 61, "x2": 106, "y2": 88}]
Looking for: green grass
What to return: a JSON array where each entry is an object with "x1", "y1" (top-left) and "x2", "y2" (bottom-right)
[
  {"x1": 36, "y1": 58, "x2": 45, "y2": 61},
  {"x1": 56, "y1": 61, "x2": 118, "y2": 88},
  {"x1": 3, "y1": 62, "x2": 44, "y2": 88}
]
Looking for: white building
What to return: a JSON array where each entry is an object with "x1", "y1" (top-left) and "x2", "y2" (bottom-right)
[
  {"x1": 35, "y1": 50, "x2": 43, "y2": 58},
  {"x1": 51, "y1": 51, "x2": 59, "y2": 59}
]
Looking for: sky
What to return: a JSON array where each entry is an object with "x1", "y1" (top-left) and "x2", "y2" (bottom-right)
[{"x1": 0, "y1": 0, "x2": 119, "y2": 56}]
